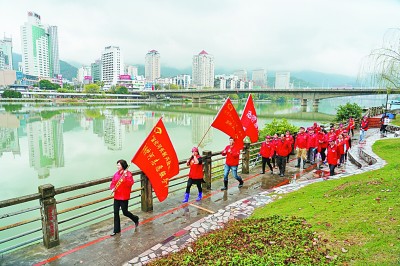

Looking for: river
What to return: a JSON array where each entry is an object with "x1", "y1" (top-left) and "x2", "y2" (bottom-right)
[{"x1": 0, "y1": 94, "x2": 397, "y2": 201}]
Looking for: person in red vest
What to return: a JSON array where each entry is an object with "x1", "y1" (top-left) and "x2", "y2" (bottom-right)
[
  {"x1": 347, "y1": 116, "x2": 355, "y2": 137},
  {"x1": 271, "y1": 133, "x2": 279, "y2": 169},
  {"x1": 285, "y1": 131, "x2": 294, "y2": 163},
  {"x1": 221, "y1": 137, "x2": 244, "y2": 190},
  {"x1": 110, "y1": 159, "x2": 139, "y2": 236},
  {"x1": 327, "y1": 127, "x2": 337, "y2": 142},
  {"x1": 326, "y1": 138, "x2": 340, "y2": 177},
  {"x1": 359, "y1": 116, "x2": 369, "y2": 144},
  {"x1": 336, "y1": 134, "x2": 346, "y2": 167},
  {"x1": 274, "y1": 134, "x2": 292, "y2": 177},
  {"x1": 259, "y1": 135, "x2": 275, "y2": 174},
  {"x1": 316, "y1": 128, "x2": 328, "y2": 168},
  {"x1": 294, "y1": 126, "x2": 308, "y2": 169},
  {"x1": 307, "y1": 127, "x2": 318, "y2": 165},
  {"x1": 182, "y1": 147, "x2": 204, "y2": 203},
  {"x1": 342, "y1": 130, "x2": 351, "y2": 162}
]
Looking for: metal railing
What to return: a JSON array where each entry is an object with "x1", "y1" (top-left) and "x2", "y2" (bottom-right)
[{"x1": 0, "y1": 142, "x2": 261, "y2": 254}]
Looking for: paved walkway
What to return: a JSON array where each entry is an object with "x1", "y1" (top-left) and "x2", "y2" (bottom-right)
[
  {"x1": 1, "y1": 129, "x2": 395, "y2": 266},
  {"x1": 126, "y1": 128, "x2": 392, "y2": 266}
]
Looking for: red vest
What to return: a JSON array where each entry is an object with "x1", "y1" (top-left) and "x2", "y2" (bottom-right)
[
  {"x1": 260, "y1": 142, "x2": 274, "y2": 158},
  {"x1": 327, "y1": 144, "x2": 340, "y2": 165},
  {"x1": 110, "y1": 170, "x2": 134, "y2": 200},
  {"x1": 275, "y1": 139, "x2": 292, "y2": 157},
  {"x1": 188, "y1": 155, "x2": 203, "y2": 179},
  {"x1": 222, "y1": 144, "x2": 240, "y2": 166},
  {"x1": 295, "y1": 132, "x2": 308, "y2": 149}
]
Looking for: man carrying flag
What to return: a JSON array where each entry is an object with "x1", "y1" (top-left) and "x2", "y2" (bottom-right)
[
  {"x1": 220, "y1": 137, "x2": 244, "y2": 190},
  {"x1": 211, "y1": 97, "x2": 246, "y2": 150},
  {"x1": 131, "y1": 118, "x2": 179, "y2": 202},
  {"x1": 240, "y1": 94, "x2": 259, "y2": 143}
]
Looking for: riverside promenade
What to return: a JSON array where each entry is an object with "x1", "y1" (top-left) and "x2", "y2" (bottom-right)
[{"x1": 1, "y1": 128, "x2": 393, "y2": 266}]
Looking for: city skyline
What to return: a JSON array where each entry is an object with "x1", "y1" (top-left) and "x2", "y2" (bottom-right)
[{"x1": 0, "y1": 0, "x2": 399, "y2": 76}]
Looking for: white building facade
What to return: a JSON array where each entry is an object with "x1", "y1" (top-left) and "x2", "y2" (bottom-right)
[
  {"x1": 192, "y1": 50, "x2": 214, "y2": 89},
  {"x1": 20, "y1": 12, "x2": 59, "y2": 78},
  {"x1": 101, "y1": 46, "x2": 124, "y2": 87},
  {"x1": 145, "y1": 50, "x2": 160, "y2": 82},
  {"x1": 0, "y1": 37, "x2": 13, "y2": 70},
  {"x1": 252, "y1": 69, "x2": 266, "y2": 88},
  {"x1": 275, "y1": 72, "x2": 291, "y2": 89}
]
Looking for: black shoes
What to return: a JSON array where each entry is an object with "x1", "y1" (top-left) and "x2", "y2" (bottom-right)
[
  {"x1": 110, "y1": 232, "x2": 119, "y2": 236},
  {"x1": 238, "y1": 180, "x2": 244, "y2": 188},
  {"x1": 135, "y1": 218, "x2": 139, "y2": 227},
  {"x1": 259, "y1": 171, "x2": 265, "y2": 174}
]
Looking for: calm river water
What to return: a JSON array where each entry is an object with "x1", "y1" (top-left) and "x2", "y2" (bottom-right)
[{"x1": 0, "y1": 94, "x2": 395, "y2": 201}]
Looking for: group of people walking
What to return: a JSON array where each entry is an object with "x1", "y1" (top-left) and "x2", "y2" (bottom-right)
[{"x1": 258, "y1": 121, "x2": 353, "y2": 178}]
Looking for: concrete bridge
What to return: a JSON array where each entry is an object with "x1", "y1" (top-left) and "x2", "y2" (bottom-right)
[{"x1": 143, "y1": 87, "x2": 400, "y2": 111}]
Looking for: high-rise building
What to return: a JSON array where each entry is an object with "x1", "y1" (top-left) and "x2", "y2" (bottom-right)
[
  {"x1": 101, "y1": 46, "x2": 124, "y2": 87},
  {"x1": 145, "y1": 50, "x2": 160, "y2": 82},
  {"x1": 252, "y1": 69, "x2": 266, "y2": 88},
  {"x1": 91, "y1": 59, "x2": 102, "y2": 82},
  {"x1": 234, "y1": 69, "x2": 247, "y2": 82},
  {"x1": 0, "y1": 36, "x2": 13, "y2": 70},
  {"x1": 125, "y1": 65, "x2": 138, "y2": 79},
  {"x1": 77, "y1": 66, "x2": 91, "y2": 83},
  {"x1": 275, "y1": 72, "x2": 291, "y2": 89},
  {"x1": 20, "y1": 12, "x2": 59, "y2": 78},
  {"x1": 192, "y1": 50, "x2": 214, "y2": 88}
]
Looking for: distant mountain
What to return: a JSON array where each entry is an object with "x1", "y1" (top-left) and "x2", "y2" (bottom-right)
[
  {"x1": 288, "y1": 71, "x2": 358, "y2": 87},
  {"x1": 60, "y1": 60, "x2": 77, "y2": 81}
]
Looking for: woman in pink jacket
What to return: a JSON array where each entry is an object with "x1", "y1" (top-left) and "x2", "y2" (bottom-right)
[{"x1": 110, "y1": 159, "x2": 139, "y2": 236}]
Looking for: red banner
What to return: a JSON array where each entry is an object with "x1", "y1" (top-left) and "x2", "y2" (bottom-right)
[
  {"x1": 211, "y1": 98, "x2": 246, "y2": 149},
  {"x1": 131, "y1": 118, "x2": 179, "y2": 202},
  {"x1": 240, "y1": 94, "x2": 259, "y2": 143}
]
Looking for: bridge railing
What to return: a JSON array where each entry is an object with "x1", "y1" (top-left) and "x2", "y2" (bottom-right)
[{"x1": 0, "y1": 142, "x2": 262, "y2": 254}]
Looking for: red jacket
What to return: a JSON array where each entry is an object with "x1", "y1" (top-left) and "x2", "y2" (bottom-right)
[
  {"x1": 348, "y1": 118, "x2": 355, "y2": 130},
  {"x1": 187, "y1": 155, "x2": 203, "y2": 179},
  {"x1": 294, "y1": 132, "x2": 308, "y2": 149},
  {"x1": 259, "y1": 141, "x2": 274, "y2": 158},
  {"x1": 327, "y1": 144, "x2": 340, "y2": 165},
  {"x1": 275, "y1": 139, "x2": 292, "y2": 157},
  {"x1": 222, "y1": 144, "x2": 240, "y2": 166},
  {"x1": 110, "y1": 170, "x2": 134, "y2": 200},
  {"x1": 361, "y1": 119, "x2": 369, "y2": 131},
  {"x1": 307, "y1": 133, "x2": 318, "y2": 149},
  {"x1": 317, "y1": 132, "x2": 328, "y2": 152},
  {"x1": 336, "y1": 139, "x2": 346, "y2": 155}
]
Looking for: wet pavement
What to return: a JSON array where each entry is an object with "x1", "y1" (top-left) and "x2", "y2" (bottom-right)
[{"x1": 1, "y1": 128, "x2": 395, "y2": 266}]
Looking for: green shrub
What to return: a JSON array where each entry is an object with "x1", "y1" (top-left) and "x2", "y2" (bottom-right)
[
  {"x1": 2, "y1": 89, "x2": 22, "y2": 98},
  {"x1": 335, "y1": 102, "x2": 362, "y2": 122},
  {"x1": 258, "y1": 118, "x2": 298, "y2": 140}
]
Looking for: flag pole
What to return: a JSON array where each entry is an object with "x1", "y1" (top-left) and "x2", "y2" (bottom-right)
[{"x1": 197, "y1": 124, "x2": 213, "y2": 148}]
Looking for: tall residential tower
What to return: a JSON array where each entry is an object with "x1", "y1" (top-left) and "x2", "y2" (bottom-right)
[
  {"x1": 0, "y1": 36, "x2": 13, "y2": 70},
  {"x1": 192, "y1": 50, "x2": 214, "y2": 88},
  {"x1": 145, "y1": 50, "x2": 160, "y2": 82},
  {"x1": 20, "y1": 12, "x2": 59, "y2": 77},
  {"x1": 101, "y1": 46, "x2": 124, "y2": 87}
]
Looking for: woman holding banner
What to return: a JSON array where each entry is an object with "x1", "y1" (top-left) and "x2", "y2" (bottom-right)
[
  {"x1": 110, "y1": 159, "x2": 139, "y2": 236},
  {"x1": 182, "y1": 147, "x2": 205, "y2": 203}
]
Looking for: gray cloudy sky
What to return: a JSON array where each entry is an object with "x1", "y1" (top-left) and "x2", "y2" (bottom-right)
[{"x1": 1, "y1": 0, "x2": 399, "y2": 76}]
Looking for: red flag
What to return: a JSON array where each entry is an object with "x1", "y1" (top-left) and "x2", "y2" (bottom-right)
[
  {"x1": 240, "y1": 94, "x2": 259, "y2": 143},
  {"x1": 131, "y1": 118, "x2": 179, "y2": 202},
  {"x1": 211, "y1": 98, "x2": 246, "y2": 149}
]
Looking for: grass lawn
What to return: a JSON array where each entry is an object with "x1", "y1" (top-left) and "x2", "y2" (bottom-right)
[
  {"x1": 252, "y1": 138, "x2": 400, "y2": 265},
  {"x1": 391, "y1": 116, "x2": 400, "y2": 126},
  {"x1": 149, "y1": 138, "x2": 400, "y2": 265}
]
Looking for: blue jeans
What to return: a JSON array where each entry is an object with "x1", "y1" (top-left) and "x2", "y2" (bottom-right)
[
  {"x1": 223, "y1": 164, "x2": 241, "y2": 182},
  {"x1": 359, "y1": 129, "x2": 366, "y2": 142}
]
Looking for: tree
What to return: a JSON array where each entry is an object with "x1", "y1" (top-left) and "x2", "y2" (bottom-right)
[
  {"x1": 2, "y1": 90, "x2": 22, "y2": 98},
  {"x1": 83, "y1": 84, "x2": 100, "y2": 94},
  {"x1": 258, "y1": 118, "x2": 298, "y2": 141},
  {"x1": 39, "y1": 80, "x2": 56, "y2": 90},
  {"x1": 360, "y1": 28, "x2": 400, "y2": 112},
  {"x1": 115, "y1": 86, "x2": 128, "y2": 94},
  {"x1": 335, "y1": 103, "x2": 363, "y2": 122}
]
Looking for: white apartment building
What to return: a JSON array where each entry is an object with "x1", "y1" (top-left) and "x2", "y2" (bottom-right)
[
  {"x1": 20, "y1": 12, "x2": 59, "y2": 78},
  {"x1": 125, "y1": 65, "x2": 138, "y2": 79},
  {"x1": 252, "y1": 69, "x2": 266, "y2": 88},
  {"x1": 173, "y1": 74, "x2": 191, "y2": 89},
  {"x1": 275, "y1": 72, "x2": 291, "y2": 89},
  {"x1": 192, "y1": 50, "x2": 214, "y2": 88},
  {"x1": 145, "y1": 50, "x2": 160, "y2": 82},
  {"x1": 101, "y1": 46, "x2": 124, "y2": 87},
  {"x1": 77, "y1": 66, "x2": 92, "y2": 83},
  {"x1": 233, "y1": 69, "x2": 247, "y2": 82},
  {"x1": 0, "y1": 37, "x2": 13, "y2": 70}
]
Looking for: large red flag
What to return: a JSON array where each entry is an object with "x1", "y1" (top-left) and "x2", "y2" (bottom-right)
[
  {"x1": 240, "y1": 94, "x2": 259, "y2": 143},
  {"x1": 211, "y1": 98, "x2": 246, "y2": 149},
  {"x1": 131, "y1": 118, "x2": 179, "y2": 202}
]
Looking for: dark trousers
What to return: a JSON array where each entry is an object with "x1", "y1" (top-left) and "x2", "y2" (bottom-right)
[
  {"x1": 261, "y1": 157, "x2": 273, "y2": 173},
  {"x1": 113, "y1": 199, "x2": 139, "y2": 233},
  {"x1": 272, "y1": 152, "x2": 276, "y2": 167},
  {"x1": 329, "y1": 164, "x2": 336, "y2": 176},
  {"x1": 185, "y1": 178, "x2": 203, "y2": 194},
  {"x1": 276, "y1": 155, "x2": 287, "y2": 174},
  {"x1": 320, "y1": 148, "x2": 327, "y2": 162}
]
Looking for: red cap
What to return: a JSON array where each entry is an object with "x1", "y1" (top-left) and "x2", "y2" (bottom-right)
[
  {"x1": 191, "y1": 147, "x2": 199, "y2": 153},
  {"x1": 265, "y1": 135, "x2": 271, "y2": 139},
  {"x1": 329, "y1": 137, "x2": 336, "y2": 142}
]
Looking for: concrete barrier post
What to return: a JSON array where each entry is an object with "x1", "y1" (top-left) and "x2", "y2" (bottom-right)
[
  {"x1": 141, "y1": 173, "x2": 153, "y2": 212},
  {"x1": 202, "y1": 150, "x2": 212, "y2": 190},
  {"x1": 242, "y1": 142, "x2": 250, "y2": 174},
  {"x1": 38, "y1": 184, "x2": 59, "y2": 249}
]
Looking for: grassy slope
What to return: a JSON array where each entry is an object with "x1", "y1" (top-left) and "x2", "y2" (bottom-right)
[{"x1": 252, "y1": 138, "x2": 400, "y2": 265}]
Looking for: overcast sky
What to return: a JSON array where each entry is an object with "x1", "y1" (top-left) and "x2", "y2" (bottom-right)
[{"x1": 1, "y1": 0, "x2": 399, "y2": 76}]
